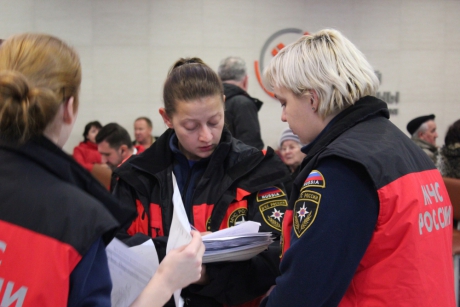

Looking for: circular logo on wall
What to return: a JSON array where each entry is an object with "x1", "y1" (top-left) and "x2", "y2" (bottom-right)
[{"x1": 254, "y1": 28, "x2": 309, "y2": 97}]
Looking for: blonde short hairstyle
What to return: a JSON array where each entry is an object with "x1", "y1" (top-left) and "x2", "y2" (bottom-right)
[{"x1": 264, "y1": 29, "x2": 379, "y2": 117}]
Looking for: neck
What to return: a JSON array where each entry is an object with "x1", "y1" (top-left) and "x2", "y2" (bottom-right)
[
  {"x1": 224, "y1": 80, "x2": 246, "y2": 91},
  {"x1": 140, "y1": 136, "x2": 152, "y2": 146},
  {"x1": 289, "y1": 164, "x2": 299, "y2": 173}
]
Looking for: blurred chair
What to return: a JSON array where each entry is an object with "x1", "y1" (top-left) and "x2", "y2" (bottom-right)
[
  {"x1": 91, "y1": 164, "x2": 112, "y2": 190},
  {"x1": 444, "y1": 177, "x2": 460, "y2": 306}
]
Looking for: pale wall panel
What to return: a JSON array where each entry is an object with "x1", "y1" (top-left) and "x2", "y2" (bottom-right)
[
  {"x1": 0, "y1": 0, "x2": 34, "y2": 36},
  {"x1": 34, "y1": 0, "x2": 93, "y2": 46},
  {"x1": 92, "y1": 0, "x2": 151, "y2": 46},
  {"x1": 400, "y1": 1, "x2": 445, "y2": 50},
  {"x1": 355, "y1": 0, "x2": 401, "y2": 51},
  {"x1": 150, "y1": 0, "x2": 204, "y2": 48},
  {"x1": 0, "y1": 0, "x2": 458, "y2": 153}
]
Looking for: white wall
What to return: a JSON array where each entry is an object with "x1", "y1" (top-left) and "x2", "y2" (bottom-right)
[{"x1": 1, "y1": 0, "x2": 459, "y2": 153}]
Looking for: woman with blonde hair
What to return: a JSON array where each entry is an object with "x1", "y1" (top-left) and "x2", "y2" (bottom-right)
[
  {"x1": 261, "y1": 29, "x2": 454, "y2": 307},
  {"x1": 0, "y1": 33, "x2": 204, "y2": 307}
]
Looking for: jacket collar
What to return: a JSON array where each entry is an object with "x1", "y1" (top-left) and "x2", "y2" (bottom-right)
[
  {"x1": 124, "y1": 128, "x2": 235, "y2": 177},
  {"x1": 223, "y1": 83, "x2": 263, "y2": 111},
  {"x1": 411, "y1": 137, "x2": 437, "y2": 153},
  {"x1": 0, "y1": 135, "x2": 135, "y2": 227},
  {"x1": 302, "y1": 96, "x2": 389, "y2": 164}
]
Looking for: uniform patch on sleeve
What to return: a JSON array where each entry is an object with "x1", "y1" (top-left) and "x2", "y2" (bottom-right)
[
  {"x1": 256, "y1": 186, "x2": 286, "y2": 202},
  {"x1": 228, "y1": 207, "x2": 249, "y2": 227},
  {"x1": 293, "y1": 190, "x2": 321, "y2": 237},
  {"x1": 259, "y1": 199, "x2": 288, "y2": 232},
  {"x1": 301, "y1": 170, "x2": 325, "y2": 190}
]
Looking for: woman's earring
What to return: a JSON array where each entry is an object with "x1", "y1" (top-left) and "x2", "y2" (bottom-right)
[{"x1": 312, "y1": 107, "x2": 315, "y2": 111}]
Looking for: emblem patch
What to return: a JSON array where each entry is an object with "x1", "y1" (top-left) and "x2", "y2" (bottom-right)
[
  {"x1": 228, "y1": 207, "x2": 248, "y2": 227},
  {"x1": 257, "y1": 186, "x2": 286, "y2": 202},
  {"x1": 293, "y1": 190, "x2": 321, "y2": 237},
  {"x1": 301, "y1": 170, "x2": 325, "y2": 190},
  {"x1": 259, "y1": 199, "x2": 288, "y2": 231}
]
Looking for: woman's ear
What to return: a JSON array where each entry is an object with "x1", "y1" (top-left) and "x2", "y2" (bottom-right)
[
  {"x1": 63, "y1": 97, "x2": 76, "y2": 124},
  {"x1": 159, "y1": 108, "x2": 173, "y2": 129},
  {"x1": 310, "y1": 90, "x2": 319, "y2": 111}
]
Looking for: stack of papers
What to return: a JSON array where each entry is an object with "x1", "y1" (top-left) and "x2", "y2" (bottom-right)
[
  {"x1": 106, "y1": 175, "x2": 275, "y2": 306},
  {"x1": 202, "y1": 221, "x2": 274, "y2": 263}
]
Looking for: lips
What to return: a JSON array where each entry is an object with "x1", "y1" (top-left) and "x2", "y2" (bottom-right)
[{"x1": 199, "y1": 145, "x2": 213, "y2": 152}]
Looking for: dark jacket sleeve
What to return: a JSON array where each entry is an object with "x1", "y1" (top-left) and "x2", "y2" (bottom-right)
[
  {"x1": 187, "y1": 185, "x2": 288, "y2": 305},
  {"x1": 226, "y1": 95, "x2": 264, "y2": 150},
  {"x1": 261, "y1": 157, "x2": 379, "y2": 307},
  {"x1": 68, "y1": 238, "x2": 112, "y2": 307},
  {"x1": 111, "y1": 177, "x2": 141, "y2": 242}
]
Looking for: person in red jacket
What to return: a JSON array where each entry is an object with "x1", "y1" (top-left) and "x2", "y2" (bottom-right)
[
  {"x1": 73, "y1": 121, "x2": 104, "y2": 172},
  {"x1": 113, "y1": 57, "x2": 290, "y2": 307},
  {"x1": 0, "y1": 33, "x2": 205, "y2": 307},
  {"x1": 261, "y1": 28, "x2": 455, "y2": 307}
]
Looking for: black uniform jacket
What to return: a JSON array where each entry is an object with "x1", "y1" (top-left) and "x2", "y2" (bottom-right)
[
  {"x1": 113, "y1": 128, "x2": 290, "y2": 306},
  {"x1": 223, "y1": 83, "x2": 264, "y2": 150},
  {"x1": 0, "y1": 136, "x2": 131, "y2": 305}
]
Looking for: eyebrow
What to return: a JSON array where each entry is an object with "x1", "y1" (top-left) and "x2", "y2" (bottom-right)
[{"x1": 182, "y1": 112, "x2": 221, "y2": 123}]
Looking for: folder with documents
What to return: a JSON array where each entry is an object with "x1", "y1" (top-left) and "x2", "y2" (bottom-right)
[{"x1": 201, "y1": 221, "x2": 274, "y2": 263}]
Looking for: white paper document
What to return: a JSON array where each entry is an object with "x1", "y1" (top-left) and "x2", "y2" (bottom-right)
[
  {"x1": 201, "y1": 221, "x2": 274, "y2": 263},
  {"x1": 107, "y1": 238, "x2": 158, "y2": 307},
  {"x1": 166, "y1": 173, "x2": 193, "y2": 307},
  {"x1": 202, "y1": 220, "x2": 261, "y2": 240}
]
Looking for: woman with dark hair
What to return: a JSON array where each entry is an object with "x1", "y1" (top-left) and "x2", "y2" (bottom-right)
[
  {"x1": 113, "y1": 57, "x2": 290, "y2": 307},
  {"x1": 438, "y1": 119, "x2": 460, "y2": 178},
  {"x1": 73, "y1": 120, "x2": 104, "y2": 171},
  {"x1": 0, "y1": 33, "x2": 204, "y2": 307}
]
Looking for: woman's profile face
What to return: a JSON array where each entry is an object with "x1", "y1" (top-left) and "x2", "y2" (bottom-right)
[
  {"x1": 161, "y1": 95, "x2": 225, "y2": 161},
  {"x1": 274, "y1": 86, "x2": 322, "y2": 145},
  {"x1": 86, "y1": 126, "x2": 100, "y2": 143}
]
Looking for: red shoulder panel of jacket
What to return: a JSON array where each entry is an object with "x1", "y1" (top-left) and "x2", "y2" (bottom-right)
[
  {"x1": 281, "y1": 209, "x2": 293, "y2": 259},
  {"x1": 340, "y1": 169, "x2": 455, "y2": 306},
  {"x1": 236, "y1": 188, "x2": 251, "y2": 201},
  {"x1": 192, "y1": 203, "x2": 215, "y2": 232},
  {"x1": 149, "y1": 203, "x2": 164, "y2": 238},
  {"x1": 127, "y1": 199, "x2": 149, "y2": 237},
  {"x1": 0, "y1": 220, "x2": 81, "y2": 306}
]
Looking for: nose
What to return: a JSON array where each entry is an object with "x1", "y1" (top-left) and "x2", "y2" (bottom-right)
[
  {"x1": 198, "y1": 126, "x2": 213, "y2": 143},
  {"x1": 281, "y1": 109, "x2": 287, "y2": 122},
  {"x1": 101, "y1": 155, "x2": 107, "y2": 164}
]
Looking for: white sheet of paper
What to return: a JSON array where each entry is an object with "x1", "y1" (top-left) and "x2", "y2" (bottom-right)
[
  {"x1": 166, "y1": 173, "x2": 193, "y2": 307},
  {"x1": 202, "y1": 221, "x2": 261, "y2": 240},
  {"x1": 107, "y1": 238, "x2": 157, "y2": 307},
  {"x1": 130, "y1": 239, "x2": 159, "y2": 271}
]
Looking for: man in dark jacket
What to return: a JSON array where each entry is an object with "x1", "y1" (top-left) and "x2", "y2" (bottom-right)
[{"x1": 218, "y1": 56, "x2": 264, "y2": 150}]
